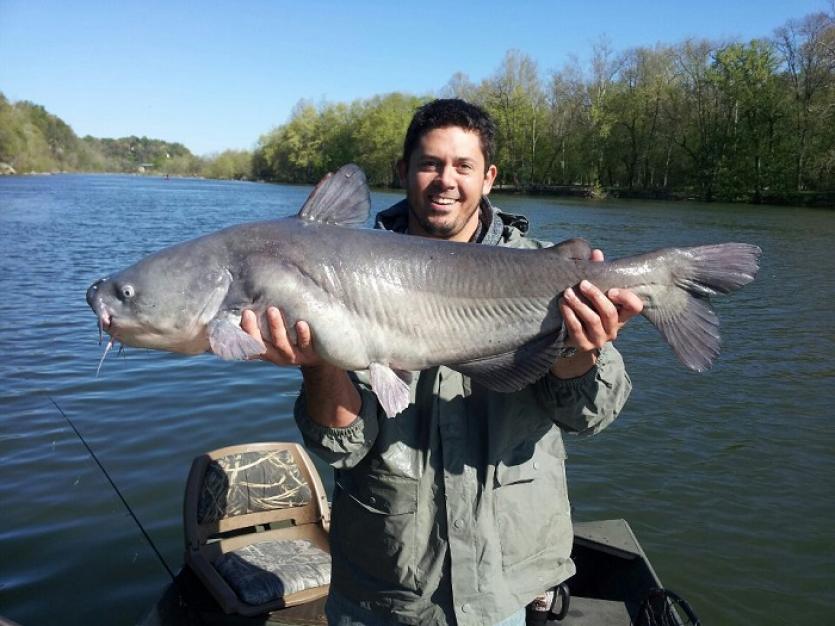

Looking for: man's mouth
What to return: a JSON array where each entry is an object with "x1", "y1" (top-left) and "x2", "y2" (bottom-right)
[{"x1": 429, "y1": 195, "x2": 458, "y2": 207}]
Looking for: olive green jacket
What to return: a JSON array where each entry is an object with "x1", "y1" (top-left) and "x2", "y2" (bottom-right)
[{"x1": 295, "y1": 199, "x2": 631, "y2": 625}]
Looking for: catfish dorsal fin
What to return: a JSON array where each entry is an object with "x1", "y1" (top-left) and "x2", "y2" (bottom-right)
[{"x1": 297, "y1": 164, "x2": 371, "y2": 226}]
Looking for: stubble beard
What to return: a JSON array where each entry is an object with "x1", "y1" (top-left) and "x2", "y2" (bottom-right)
[{"x1": 407, "y1": 199, "x2": 480, "y2": 240}]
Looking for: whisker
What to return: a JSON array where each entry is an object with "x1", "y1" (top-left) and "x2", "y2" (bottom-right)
[{"x1": 96, "y1": 338, "x2": 115, "y2": 377}]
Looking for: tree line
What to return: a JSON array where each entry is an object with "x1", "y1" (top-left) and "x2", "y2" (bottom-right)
[
  {"x1": 0, "y1": 93, "x2": 251, "y2": 180},
  {"x1": 255, "y1": 10, "x2": 834, "y2": 204}
]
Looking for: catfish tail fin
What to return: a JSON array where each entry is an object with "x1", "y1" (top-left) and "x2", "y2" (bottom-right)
[{"x1": 642, "y1": 243, "x2": 761, "y2": 372}]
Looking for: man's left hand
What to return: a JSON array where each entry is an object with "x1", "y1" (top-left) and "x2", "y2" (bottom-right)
[{"x1": 552, "y1": 249, "x2": 644, "y2": 378}]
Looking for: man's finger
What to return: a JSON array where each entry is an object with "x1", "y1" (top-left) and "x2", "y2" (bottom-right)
[
  {"x1": 579, "y1": 280, "x2": 618, "y2": 330},
  {"x1": 265, "y1": 306, "x2": 297, "y2": 360},
  {"x1": 563, "y1": 287, "x2": 606, "y2": 346},
  {"x1": 590, "y1": 249, "x2": 604, "y2": 262},
  {"x1": 296, "y1": 321, "x2": 312, "y2": 351},
  {"x1": 559, "y1": 299, "x2": 590, "y2": 351},
  {"x1": 240, "y1": 309, "x2": 259, "y2": 338},
  {"x1": 608, "y1": 288, "x2": 644, "y2": 324}
]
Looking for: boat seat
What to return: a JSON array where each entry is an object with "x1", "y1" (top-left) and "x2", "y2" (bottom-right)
[{"x1": 183, "y1": 442, "x2": 331, "y2": 616}]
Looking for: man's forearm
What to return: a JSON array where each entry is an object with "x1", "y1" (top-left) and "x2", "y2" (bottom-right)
[{"x1": 300, "y1": 363, "x2": 362, "y2": 428}]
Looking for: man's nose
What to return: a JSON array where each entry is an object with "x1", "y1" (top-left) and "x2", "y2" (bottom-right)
[{"x1": 436, "y1": 164, "x2": 456, "y2": 188}]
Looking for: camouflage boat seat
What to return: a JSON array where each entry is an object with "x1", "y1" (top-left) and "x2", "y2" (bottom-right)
[{"x1": 184, "y1": 442, "x2": 331, "y2": 616}]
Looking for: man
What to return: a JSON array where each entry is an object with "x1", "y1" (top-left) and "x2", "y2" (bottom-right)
[{"x1": 241, "y1": 99, "x2": 643, "y2": 625}]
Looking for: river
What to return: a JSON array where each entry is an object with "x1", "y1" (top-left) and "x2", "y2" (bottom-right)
[{"x1": 0, "y1": 174, "x2": 832, "y2": 625}]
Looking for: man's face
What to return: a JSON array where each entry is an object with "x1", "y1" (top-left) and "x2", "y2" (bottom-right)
[{"x1": 398, "y1": 126, "x2": 497, "y2": 242}]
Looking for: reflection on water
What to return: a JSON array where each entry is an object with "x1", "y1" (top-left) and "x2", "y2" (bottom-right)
[{"x1": 0, "y1": 175, "x2": 833, "y2": 625}]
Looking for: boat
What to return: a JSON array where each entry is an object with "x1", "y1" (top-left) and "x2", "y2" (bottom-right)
[{"x1": 141, "y1": 442, "x2": 699, "y2": 626}]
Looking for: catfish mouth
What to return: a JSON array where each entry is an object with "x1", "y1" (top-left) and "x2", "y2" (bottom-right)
[{"x1": 86, "y1": 278, "x2": 118, "y2": 344}]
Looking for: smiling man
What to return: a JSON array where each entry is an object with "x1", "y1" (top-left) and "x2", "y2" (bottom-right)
[
  {"x1": 400, "y1": 123, "x2": 497, "y2": 241},
  {"x1": 242, "y1": 99, "x2": 642, "y2": 626}
]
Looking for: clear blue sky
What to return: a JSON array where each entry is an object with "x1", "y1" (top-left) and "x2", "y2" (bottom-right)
[{"x1": 0, "y1": 0, "x2": 828, "y2": 155}]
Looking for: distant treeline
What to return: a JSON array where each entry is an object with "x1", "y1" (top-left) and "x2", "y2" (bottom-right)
[
  {"x1": 0, "y1": 93, "x2": 251, "y2": 180},
  {"x1": 2, "y1": 9, "x2": 833, "y2": 205},
  {"x1": 255, "y1": 10, "x2": 835, "y2": 205}
]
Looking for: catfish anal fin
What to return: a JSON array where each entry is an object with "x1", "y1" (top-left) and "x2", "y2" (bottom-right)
[{"x1": 450, "y1": 332, "x2": 563, "y2": 392}]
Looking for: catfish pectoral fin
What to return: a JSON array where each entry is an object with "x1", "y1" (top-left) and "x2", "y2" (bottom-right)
[{"x1": 208, "y1": 317, "x2": 266, "y2": 360}]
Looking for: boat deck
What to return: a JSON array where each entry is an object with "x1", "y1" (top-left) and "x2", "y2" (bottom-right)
[{"x1": 143, "y1": 519, "x2": 673, "y2": 626}]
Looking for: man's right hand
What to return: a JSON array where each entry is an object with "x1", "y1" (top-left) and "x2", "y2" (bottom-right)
[
  {"x1": 240, "y1": 307, "x2": 323, "y2": 368},
  {"x1": 241, "y1": 306, "x2": 362, "y2": 427}
]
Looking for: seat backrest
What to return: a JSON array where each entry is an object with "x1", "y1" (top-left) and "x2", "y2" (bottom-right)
[{"x1": 184, "y1": 442, "x2": 330, "y2": 551}]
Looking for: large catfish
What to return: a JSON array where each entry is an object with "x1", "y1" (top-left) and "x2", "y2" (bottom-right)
[{"x1": 87, "y1": 164, "x2": 761, "y2": 417}]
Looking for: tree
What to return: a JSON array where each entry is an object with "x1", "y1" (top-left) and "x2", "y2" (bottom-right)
[
  {"x1": 481, "y1": 50, "x2": 546, "y2": 187},
  {"x1": 774, "y1": 12, "x2": 835, "y2": 190}
]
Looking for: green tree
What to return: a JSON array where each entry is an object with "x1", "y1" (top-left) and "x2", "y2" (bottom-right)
[{"x1": 352, "y1": 93, "x2": 425, "y2": 186}]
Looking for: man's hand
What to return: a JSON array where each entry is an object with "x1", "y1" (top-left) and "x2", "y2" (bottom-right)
[
  {"x1": 552, "y1": 248, "x2": 644, "y2": 378},
  {"x1": 240, "y1": 306, "x2": 360, "y2": 426},
  {"x1": 240, "y1": 307, "x2": 323, "y2": 368}
]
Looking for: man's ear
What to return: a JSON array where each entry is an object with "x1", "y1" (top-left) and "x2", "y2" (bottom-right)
[
  {"x1": 482, "y1": 164, "x2": 498, "y2": 195},
  {"x1": 396, "y1": 159, "x2": 408, "y2": 188}
]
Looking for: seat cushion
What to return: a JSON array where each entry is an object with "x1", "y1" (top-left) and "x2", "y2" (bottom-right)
[
  {"x1": 198, "y1": 449, "x2": 312, "y2": 523},
  {"x1": 214, "y1": 538, "x2": 331, "y2": 606}
]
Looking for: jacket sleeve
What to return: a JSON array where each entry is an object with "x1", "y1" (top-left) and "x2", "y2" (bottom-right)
[
  {"x1": 293, "y1": 371, "x2": 383, "y2": 469},
  {"x1": 533, "y1": 342, "x2": 631, "y2": 435}
]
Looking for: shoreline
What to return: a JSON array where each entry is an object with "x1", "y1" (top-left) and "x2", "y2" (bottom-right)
[
  {"x1": 491, "y1": 183, "x2": 835, "y2": 209},
  {"x1": 4, "y1": 169, "x2": 833, "y2": 208}
]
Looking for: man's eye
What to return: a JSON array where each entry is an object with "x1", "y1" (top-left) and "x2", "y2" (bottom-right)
[{"x1": 457, "y1": 163, "x2": 473, "y2": 172}]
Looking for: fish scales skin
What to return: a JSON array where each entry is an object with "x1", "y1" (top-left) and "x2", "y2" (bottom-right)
[{"x1": 257, "y1": 220, "x2": 574, "y2": 370}]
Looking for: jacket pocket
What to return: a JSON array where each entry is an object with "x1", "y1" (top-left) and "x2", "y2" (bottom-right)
[
  {"x1": 493, "y1": 437, "x2": 571, "y2": 571},
  {"x1": 332, "y1": 473, "x2": 420, "y2": 591}
]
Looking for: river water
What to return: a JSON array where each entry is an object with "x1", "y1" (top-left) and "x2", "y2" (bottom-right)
[{"x1": 0, "y1": 174, "x2": 832, "y2": 625}]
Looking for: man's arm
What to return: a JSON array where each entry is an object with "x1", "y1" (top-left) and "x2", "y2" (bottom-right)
[{"x1": 240, "y1": 308, "x2": 361, "y2": 427}]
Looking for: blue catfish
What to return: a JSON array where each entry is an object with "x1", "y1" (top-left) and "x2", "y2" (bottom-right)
[{"x1": 87, "y1": 165, "x2": 761, "y2": 417}]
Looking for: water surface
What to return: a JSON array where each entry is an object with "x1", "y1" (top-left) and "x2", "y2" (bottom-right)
[{"x1": 0, "y1": 174, "x2": 832, "y2": 625}]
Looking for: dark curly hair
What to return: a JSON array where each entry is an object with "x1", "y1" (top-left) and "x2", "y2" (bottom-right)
[{"x1": 401, "y1": 99, "x2": 496, "y2": 171}]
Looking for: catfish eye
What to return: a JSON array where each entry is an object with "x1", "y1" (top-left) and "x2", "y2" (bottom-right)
[{"x1": 119, "y1": 284, "x2": 135, "y2": 300}]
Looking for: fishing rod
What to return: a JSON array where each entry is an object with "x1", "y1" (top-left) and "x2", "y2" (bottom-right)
[
  {"x1": 49, "y1": 396, "x2": 207, "y2": 625},
  {"x1": 49, "y1": 396, "x2": 176, "y2": 581}
]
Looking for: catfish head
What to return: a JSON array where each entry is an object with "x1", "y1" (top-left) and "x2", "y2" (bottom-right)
[{"x1": 86, "y1": 240, "x2": 233, "y2": 355}]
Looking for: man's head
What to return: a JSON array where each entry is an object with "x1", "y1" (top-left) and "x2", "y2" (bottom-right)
[
  {"x1": 397, "y1": 99, "x2": 498, "y2": 242},
  {"x1": 401, "y1": 99, "x2": 496, "y2": 168}
]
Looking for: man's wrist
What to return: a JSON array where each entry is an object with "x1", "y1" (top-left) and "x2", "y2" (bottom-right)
[{"x1": 550, "y1": 348, "x2": 599, "y2": 379}]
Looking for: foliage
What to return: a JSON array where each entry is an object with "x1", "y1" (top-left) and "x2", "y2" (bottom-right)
[
  {"x1": 0, "y1": 92, "x2": 254, "y2": 179},
  {"x1": 255, "y1": 93, "x2": 427, "y2": 186}
]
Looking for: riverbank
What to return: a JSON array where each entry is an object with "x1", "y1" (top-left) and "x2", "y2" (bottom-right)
[
  {"x1": 8, "y1": 168, "x2": 834, "y2": 208},
  {"x1": 493, "y1": 183, "x2": 835, "y2": 208}
]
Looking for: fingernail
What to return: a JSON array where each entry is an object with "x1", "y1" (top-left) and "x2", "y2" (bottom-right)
[
  {"x1": 565, "y1": 287, "x2": 575, "y2": 299},
  {"x1": 580, "y1": 280, "x2": 591, "y2": 291},
  {"x1": 609, "y1": 288, "x2": 619, "y2": 297}
]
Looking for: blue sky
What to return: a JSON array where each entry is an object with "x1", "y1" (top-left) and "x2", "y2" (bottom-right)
[{"x1": 0, "y1": 0, "x2": 828, "y2": 155}]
